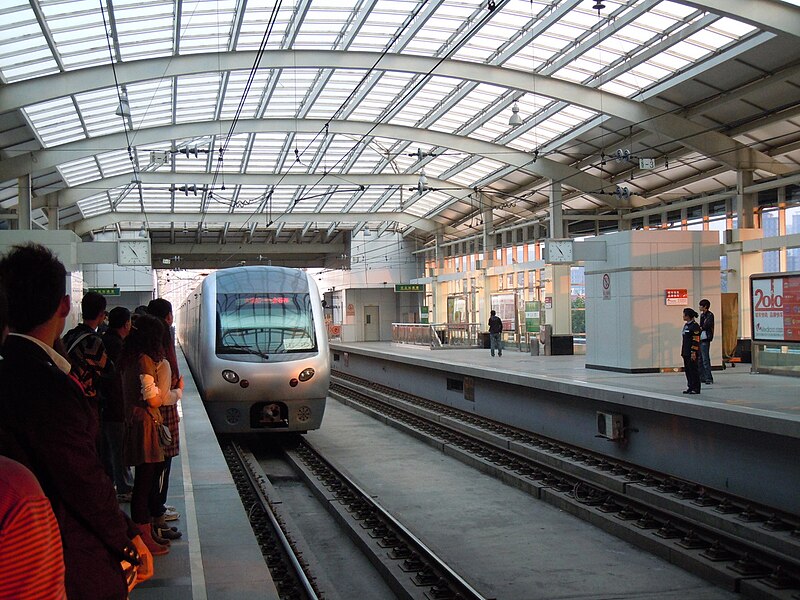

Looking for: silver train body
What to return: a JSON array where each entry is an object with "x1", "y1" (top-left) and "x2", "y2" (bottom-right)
[{"x1": 177, "y1": 266, "x2": 329, "y2": 433}]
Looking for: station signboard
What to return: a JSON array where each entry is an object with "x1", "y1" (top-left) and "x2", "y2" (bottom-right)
[
  {"x1": 751, "y1": 272, "x2": 800, "y2": 343},
  {"x1": 86, "y1": 287, "x2": 120, "y2": 296}
]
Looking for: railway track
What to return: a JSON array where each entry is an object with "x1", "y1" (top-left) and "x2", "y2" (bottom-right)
[
  {"x1": 223, "y1": 436, "x2": 487, "y2": 600},
  {"x1": 330, "y1": 371, "x2": 800, "y2": 600}
]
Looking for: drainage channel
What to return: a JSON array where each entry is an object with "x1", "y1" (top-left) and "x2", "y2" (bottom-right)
[
  {"x1": 330, "y1": 372, "x2": 800, "y2": 600},
  {"x1": 223, "y1": 440, "x2": 322, "y2": 600}
]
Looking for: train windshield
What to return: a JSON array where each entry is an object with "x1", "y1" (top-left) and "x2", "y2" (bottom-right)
[{"x1": 216, "y1": 293, "x2": 317, "y2": 357}]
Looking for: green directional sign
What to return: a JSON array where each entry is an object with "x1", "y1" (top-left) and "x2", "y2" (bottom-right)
[
  {"x1": 394, "y1": 284, "x2": 424, "y2": 292},
  {"x1": 87, "y1": 287, "x2": 121, "y2": 296}
]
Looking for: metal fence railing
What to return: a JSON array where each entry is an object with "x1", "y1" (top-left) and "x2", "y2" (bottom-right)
[{"x1": 392, "y1": 323, "x2": 483, "y2": 349}]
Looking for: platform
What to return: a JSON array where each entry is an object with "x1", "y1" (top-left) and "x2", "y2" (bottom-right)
[
  {"x1": 131, "y1": 350, "x2": 278, "y2": 600},
  {"x1": 330, "y1": 342, "x2": 800, "y2": 514}
]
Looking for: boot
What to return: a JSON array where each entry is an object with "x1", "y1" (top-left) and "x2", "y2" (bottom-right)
[
  {"x1": 136, "y1": 522, "x2": 169, "y2": 556},
  {"x1": 153, "y1": 514, "x2": 182, "y2": 540},
  {"x1": 150, "y1": 524, "x2": 171, "y2": 546}
]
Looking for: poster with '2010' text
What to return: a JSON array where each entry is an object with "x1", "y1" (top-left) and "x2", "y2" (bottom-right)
[{"x1": 751, "y1": 273, "x2": 800, "y2": 343}]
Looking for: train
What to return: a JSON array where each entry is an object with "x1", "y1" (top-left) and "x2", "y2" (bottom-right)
[{"x1": 177, "y1": 266, "x2": 330, "y2": 434}]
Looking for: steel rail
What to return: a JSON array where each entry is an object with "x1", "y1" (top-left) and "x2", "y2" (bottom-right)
[{"x1": 225, "y1": 441, "x2": 321, "y2": 600}]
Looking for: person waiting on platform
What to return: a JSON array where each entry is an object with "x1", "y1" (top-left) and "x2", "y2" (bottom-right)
[
  {"x1": 698, "y1": 299, "x2": 715, "y2": 385},
  {"x1": 62, "y1": 291, "x2": 113, "y2": 450},
  {"x1": 147, "y1": 299, "x2": 183, "y2": 528},
  {"x1": 0, "y1": 243, "x2": 146, "y2": 599},
  {"x1": 681, "y1": 307, "x2": 702, "y2": 395},
  {"x1": 488, "y1": 310, "x2": 503, "y2": 357},
  {"x1": 119, "y1": 314, "x2": 170, "y2": 556},
  {"x1": 101, "y1": 307, "x2": 134, "y2": 502}
]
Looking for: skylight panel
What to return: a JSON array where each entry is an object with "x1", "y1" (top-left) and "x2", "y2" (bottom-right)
[
  {"x1": 305, "y1": 69, "x2": 363, "y2": 119},
  {"x1": 708, "y1": 17, "x2": 756, "y2": 39},
  {"x1": 249, "y1": 133, "x2": 288, "y2": 171},
  {"x1": 410, "y1": 189, "x2": 448, "y2": 215},
  {"x1": 176, "y1": 1, "x2": 234, "y2": 54},
  {"x1": 654, "y1": 1, "x2": 698, "y2": 20},
  {"x1": 598, "y1": 78, "x2": 640, "y2": 98},
  {"x1": 78, "y1": 193, "x2": 111, "y2": 218},
  {"x1": 687, "y1": 28, "x2": 740, "y2": 50},
  {"x1": 176, "y1": 74, "x2": 221, "y2": 123},
  {"x1": 237, "y1": 4, "x2": 295, "y2": 50},
  {"x1": 58, "y1": 156, "x2": 101, "y2": 187},
  {"x1": 426, "y1": 154, "x2": 462, "y2": 178},
  {"x1": 111, "y1": 1, "x2": 174, "y2": 60},
  {"x1": 0, "y1": 12, "x2": 58, "y2": 82},
  {"x1": 667, "y1": 38, "x2": 713, "y2": 61},
  {"x1": 24, "y1": 98, "x2": 87, "y2": 147},
  {"x1": 402, "y1": 39, "x2": 447, "y2": 56},
  {"x1": 220, "y1": 70, "x2": 273, "y2": 120},
  {"x1": 217, "y1": 134, "x2": 248, "y2": 173}
]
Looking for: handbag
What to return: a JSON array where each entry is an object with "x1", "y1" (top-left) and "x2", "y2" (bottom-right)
[{"x1": 150, "y1": 412, "x2": 172, "y2": 447}]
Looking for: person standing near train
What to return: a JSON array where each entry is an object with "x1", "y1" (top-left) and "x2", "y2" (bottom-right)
[
  {"x1": 0, "y1": 243, "x2": 146, "y2": 599},
  {"x1": 681, "y1": 307, "x2": 701, "y2": 395},
  {"x1": 698, "y1": 299, "x2": 715, "y2": 385}
]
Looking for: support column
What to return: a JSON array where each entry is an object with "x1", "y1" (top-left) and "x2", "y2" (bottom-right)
[
  {"x1": 735, "y1": 170, "x2": 755, "y2": 229},
  {"x1": 778, "y1": 187, "x2": 787, "y2": 272},
  {"x1": 550, "y1": 264, "x2": 572, "y2": 335},
  {"x1": 481, "y1": 201, "x2": 493, "y2": 325},
  {"x1": 547, "y1": 180, "x2": 570, "y2": 334},
  {"x1": 549, "y1": 181, "x2": 563, "y2": 239},
  {"x1": 433, "y1": 229, "x2": 443, "y2": 323},
  {"x1": 16, "y1": 175, "x2": 31, "y2": 230},
  {"x1": 46, "y1": 192, "x2": 59, "y2": 230}
]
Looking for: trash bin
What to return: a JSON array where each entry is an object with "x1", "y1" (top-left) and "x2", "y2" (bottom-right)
[
  {"x1": 530, "y1": 334, "x2": 539, "y2": 356},
  {"x1": 480, "y1": 332, "x2": 491, "y2": 349},
  {"x1": 551, "y1": 335, "x2": 574, "y2": 355}
]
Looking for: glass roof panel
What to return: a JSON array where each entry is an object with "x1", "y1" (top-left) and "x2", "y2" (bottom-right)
[
  {"x1": 23, "y1": 98, "x2": 85, "y2": 147},
  {"x1": 78, "y1": 192, "x2": 111, "y2": 218},
  {"x1": 1, "y1": 0, "x2": 788, "y2": 239},
  {"x1": 58, "y1": 156, "x2": 101, "y2": 187}
]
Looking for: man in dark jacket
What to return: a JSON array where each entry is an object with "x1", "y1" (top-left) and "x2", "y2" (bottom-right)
[
  {"x1": 698, "y1": 298, "x2": 715, "y2": 385},
  {"x1": 101, "y1": 306, "x2": 134, "y2": 500},
  {"x1": 488, "y1": 309, "x2": 503, "y2": 357},
  {"x1": 0, "y1": 244, "x2": 142, "y2": 599}
]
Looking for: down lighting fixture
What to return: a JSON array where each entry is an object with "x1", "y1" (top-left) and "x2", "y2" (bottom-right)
[{"x1": 508, "y1": 102, "x2": 523, "y2": 126}]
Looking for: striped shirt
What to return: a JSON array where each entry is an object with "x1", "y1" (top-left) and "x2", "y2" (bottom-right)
[{"x1": 0, "y1": 456, "x2": 66, "y2": 600}]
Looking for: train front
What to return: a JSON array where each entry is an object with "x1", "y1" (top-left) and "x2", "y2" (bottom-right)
[{"x1": 203, "y1": 266, "x2": 330, "y2": 433}]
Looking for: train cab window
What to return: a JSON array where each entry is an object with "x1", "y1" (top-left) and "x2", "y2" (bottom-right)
[{"x1": 216, "y1": 292, "x2": 317, "y2": 358}]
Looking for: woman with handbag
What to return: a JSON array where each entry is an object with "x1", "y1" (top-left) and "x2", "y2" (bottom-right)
[{"x1": 119, "y1": 315, "x2": 169, "y2": 556}]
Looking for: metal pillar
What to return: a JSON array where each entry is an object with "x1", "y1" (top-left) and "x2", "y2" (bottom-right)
[
  {"x1": 735, "y1": 170, "x2": 755, "y2": 229},
  {"x1": 16, "y1": 175, "x2": 31, "y2": 230},
  {"x1": 46, "y1": 192, "x2": 59, "y2": 230},
  {"x1": 549, "y1": 181, "x2": 563, "y2": 239}
]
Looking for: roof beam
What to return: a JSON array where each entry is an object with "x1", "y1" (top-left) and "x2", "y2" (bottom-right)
[
  {"x1": 69, "y1": 210, "x2": 439, "y2": 236},
  {"x1": 2, "y1": 118, "x2": 621, "y2": 206},
  {"x1": 40, "y1": 173, "x2": 467, "y2": 210},
  {"x1": 0, "y1": 50, "x2": 787, "y2": 175}
]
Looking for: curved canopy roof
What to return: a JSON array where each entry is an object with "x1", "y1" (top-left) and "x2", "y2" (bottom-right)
[{"x1": 1, "y1": 0, "x2": 799, "y2": 260}]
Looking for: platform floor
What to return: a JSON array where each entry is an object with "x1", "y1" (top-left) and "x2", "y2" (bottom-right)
[
  {"x1": 131, "y1": 350, "x2": 278, "y2": 600},
  {"x1": 331, "y1": 342, "x2": 800, "y2": 419}
]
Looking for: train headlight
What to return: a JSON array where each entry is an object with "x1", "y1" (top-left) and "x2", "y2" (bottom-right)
[
  {"x1": 298, "y1": 367, "x2": 315, "y2": 382},
  {"x1": 222, "y1": 369, "x2": 240, "y2": 384}
]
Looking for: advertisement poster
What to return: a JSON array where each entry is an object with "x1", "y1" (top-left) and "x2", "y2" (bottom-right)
[{"x1": 751, "y1": 273, "x2": 800, "y2": 343}]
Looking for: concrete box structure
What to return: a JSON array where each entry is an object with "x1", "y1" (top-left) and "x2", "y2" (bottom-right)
[{"x1": 585, "y1": 230, "x2": 721, "y2": 373}]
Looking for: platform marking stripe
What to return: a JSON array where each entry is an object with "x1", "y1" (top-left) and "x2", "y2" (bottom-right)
[{"x1": 179, "y1": 413, "x2": 207, "y2": 600}]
